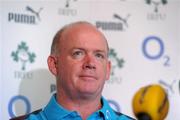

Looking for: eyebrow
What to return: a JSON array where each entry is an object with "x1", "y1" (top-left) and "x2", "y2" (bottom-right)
[
  {"x1": 70, "y1": 48, "x2": 109, "y2": 58},
  {"x1": 71, "y1": 48, "x2": 107, "y2": 53}
]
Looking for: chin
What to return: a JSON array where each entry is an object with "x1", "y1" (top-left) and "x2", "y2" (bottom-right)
[{"x1": 78, "y1": 88, "x2": 101, "y2": 98}]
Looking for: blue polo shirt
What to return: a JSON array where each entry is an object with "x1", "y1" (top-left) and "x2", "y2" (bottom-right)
[{"x1": 26, "y1": 94, "x2": 134, "y2": 120}]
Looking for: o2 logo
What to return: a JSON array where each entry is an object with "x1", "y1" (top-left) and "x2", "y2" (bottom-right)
[
  {"x1": 108, "y1": 99, "x2": 121, "y2": 112},
  {"x1": 142, "y1": 36, "x2": 170, "y2": 66},
  {"x1": 8, "y1": 95, "x2": 31, "y2": 117}
]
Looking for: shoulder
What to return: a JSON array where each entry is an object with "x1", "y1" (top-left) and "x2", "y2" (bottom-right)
[
  {"x1": 9, "y1": 109, "x2": 42, "y2": 120},
  {"x1": 114, "y1": 111, "x2": 136, "y2": 120}
]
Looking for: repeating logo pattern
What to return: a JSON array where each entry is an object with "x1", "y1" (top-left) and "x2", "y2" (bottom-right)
[
  {"x1": 159, "y1": 79, "x2": 180, "y2": 97},
  {"x1": 58, "y1": 0, "x2": 78, "y2": 16},
  {"x1": 107, "y1": 48, "x2": 124, "y2": 84},
  {"x1": 8, "y1": 95, "x2": 31, "y2": 117},
  {"x1": 8, "y1": 6, "x2": 43, "y2": 24},
  {"x1": 142, "y1": 36, "x2": 170, "y2": 67},
  {"x1": 11, "y1": 41, "x2": 36, "y2": 71},
  {"x1": 2, "y1": 1, "x2": 179, "y2": 120},
  {"x1": 109, "y1": 48, "x2": 124, "y2": 76},
  {"x1": 96, "y1": 13, "x2": 130, "y2": 31},
  {"x1": 145, "y1": 0, "x2": 168, "y2": 21},
  {"x1": 65, "y1": 0, "x2": 78, "y2": 8},
  {"x1": 145, "y1": 0, "x2": 168, "y2": 13},
  {"x1": 26, "y1": 6, "x2": 43, "y2": 21},
  {"x1": 113, "y1": 13, "x2": 130, "y2": 29}
]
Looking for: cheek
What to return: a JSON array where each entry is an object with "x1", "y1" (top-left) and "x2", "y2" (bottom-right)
[
  {"x1": 59, "y1": 60, "x2": 81, "y2": 76},
  {"x1": 101, "y1": 62, "x2": 111, "y2": 80},
  {"x1": 97, "y1": 63, "x2": 107, "y2": 76}
]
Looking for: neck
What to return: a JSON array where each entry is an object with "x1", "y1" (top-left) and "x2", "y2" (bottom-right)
[{"x1": 56, "y1": 92, "x2": 102, "y2": 120}]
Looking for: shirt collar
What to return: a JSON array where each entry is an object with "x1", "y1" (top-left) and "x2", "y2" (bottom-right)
[
  {"x1": 98, "y1": 97, "x2": 117, "y2": 120},
  {"x1": 43, "y1": 94, "x2": 73, "y2": 120},
  {"x1": 43, "y1": 94, "x2": 117, "y2": 120}
]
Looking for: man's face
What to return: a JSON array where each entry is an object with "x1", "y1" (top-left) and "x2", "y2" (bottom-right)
[{"x1": 53, "y1": 24, "x2": 111, "y2": 99}]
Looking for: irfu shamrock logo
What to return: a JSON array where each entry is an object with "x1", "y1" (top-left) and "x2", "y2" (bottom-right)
[
  {"x1": 109, "y1": 48, "x2": 124, "y2": 76},
  {"x1": 145, "y1": 0, "x2": 168, "y2": 13},
  {"x1": 11, "y1": 41, "x2": 36, "y2": 71}
]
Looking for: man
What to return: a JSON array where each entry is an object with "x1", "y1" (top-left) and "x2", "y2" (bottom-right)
[{"x1": 10, "y1": 21, "x2": 134, "y2": 120}]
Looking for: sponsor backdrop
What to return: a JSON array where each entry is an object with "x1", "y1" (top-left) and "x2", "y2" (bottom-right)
[{"x1": 0, "y1": 0, "x2": 180, "y2": 120}]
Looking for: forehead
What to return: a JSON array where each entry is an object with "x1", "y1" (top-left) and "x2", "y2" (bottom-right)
[{"x1": 60, "y1": 23, "x2": 109, "y2": 52}]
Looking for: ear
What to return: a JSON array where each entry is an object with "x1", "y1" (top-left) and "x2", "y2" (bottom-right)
[
  {"x1": 105, "y1": 60, "x2": 111, "y2": 80},
  {"x1": 47, "y1": 55, "x2": 58, "y2": 76}
]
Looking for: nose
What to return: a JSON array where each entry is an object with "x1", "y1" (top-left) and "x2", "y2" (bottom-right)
[{"x1": 83, "y1": 54, "x2": 96, "y2": 70}]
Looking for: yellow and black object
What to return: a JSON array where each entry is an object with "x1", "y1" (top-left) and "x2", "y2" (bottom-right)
[{"x1": 132, "y1": 84, "x2": 169, "y2": 120}]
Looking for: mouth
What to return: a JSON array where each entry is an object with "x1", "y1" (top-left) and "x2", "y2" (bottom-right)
[{"x1": 79, "y1": 75, "x2": 97, "y2": 81}]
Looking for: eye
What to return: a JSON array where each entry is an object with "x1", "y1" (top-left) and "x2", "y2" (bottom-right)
[
  {"x1": 72, "y1": 50, "x2": 84, "y2": 59},
  {"x1": 95, "y1": 52, "x2": 105, "y2": 59}
]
